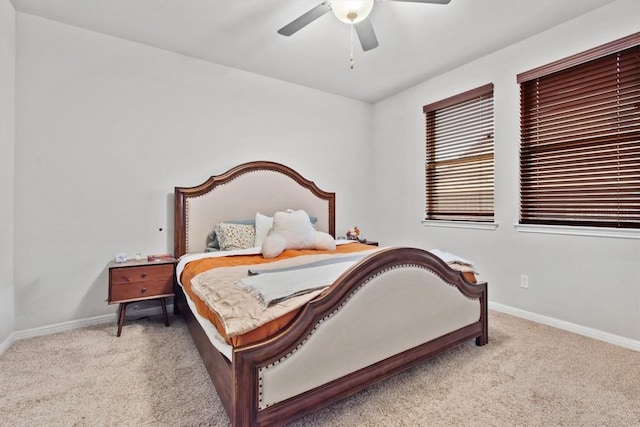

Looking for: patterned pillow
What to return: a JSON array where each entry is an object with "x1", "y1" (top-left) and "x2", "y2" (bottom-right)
[
  {"x1": 206, "y1": 218, "x2": 255, "y2": 251},
  {"x1": 214, "y1": 223, "x2": 256, "y2": 251}
]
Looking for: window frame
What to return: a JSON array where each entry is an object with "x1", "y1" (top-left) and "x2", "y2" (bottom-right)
[{"x1": 423, "y1": 83, "x2": 495, "y2": 224}]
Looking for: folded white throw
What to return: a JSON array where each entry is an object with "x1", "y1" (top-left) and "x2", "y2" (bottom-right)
[
  {"x1": 429, "y1": 249, "x2": 475, "y2": 268},
  {"x1": 237, "y1": 260, "x2": 358, "y2": 309}
]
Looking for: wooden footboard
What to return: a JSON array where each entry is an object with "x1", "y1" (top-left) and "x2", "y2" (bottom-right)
[{"x1": 177, "y1": 247, "x2": 488, "y2": 426}]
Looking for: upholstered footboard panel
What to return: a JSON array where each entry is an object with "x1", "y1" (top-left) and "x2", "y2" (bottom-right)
[
  {"x1": 258, "y1": 265, "x2": 480, "y2": 409},
  {"x1": 175, "y1": 162, "x2": 488, "y2": 426}
]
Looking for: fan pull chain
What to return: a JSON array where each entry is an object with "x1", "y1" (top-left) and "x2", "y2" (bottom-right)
[{"x1": 350, "y1": 24, "x2": 355, "y2": 69}]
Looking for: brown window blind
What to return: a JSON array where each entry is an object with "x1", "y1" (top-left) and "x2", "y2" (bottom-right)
[
  {"x1": 518, "y1": 33, "x2": 640, "y2": 229},
  {"x1": 423, "y1": 84, "x2": 494, "y2": 222}
]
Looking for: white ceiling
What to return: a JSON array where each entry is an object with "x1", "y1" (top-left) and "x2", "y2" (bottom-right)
[{"x1": 11, "y1": 0, "x2": 618, "y2": 103}]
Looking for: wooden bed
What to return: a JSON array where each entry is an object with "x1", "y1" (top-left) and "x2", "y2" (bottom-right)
[{"x1": 173, "y1": 161, "x2": 488, "y2": 426}]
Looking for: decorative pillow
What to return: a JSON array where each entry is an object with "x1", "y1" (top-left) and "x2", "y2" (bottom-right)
[
  {"x1": 254, "y1": 211, "x2": 319, "y2": 249},
  {"x1": 206, "y1": 228, "x2": 221, "y2": 252},
  {"x1": 214, "y1": 223, "x2": 256, "y2": 251},
  {"x1": 255, "y1": 212, "x2": 274, "y2": 248},
  {"x1": 261, "y1": 232, "x2": 287, "y2": 259},
  {"x1": 205, "y1": 213, "x2": 321, "y2": 252},
  {"x1": 274, "y1": 210, "x2": 315, "y2": 247},
  {"x1": 206, "y1": 218, "x2": 255, "y2": 251},
  {"x1": 261, "y1": 210, "x2": 335, "y2": 258},
  {"x1": 314, "y1": 231, "x2": 336, "y2": 251}
]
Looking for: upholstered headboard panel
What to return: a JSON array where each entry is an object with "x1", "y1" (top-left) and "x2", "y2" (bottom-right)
[{"x1": 174, "y1": 161, "x2": 336, "y2": 257}]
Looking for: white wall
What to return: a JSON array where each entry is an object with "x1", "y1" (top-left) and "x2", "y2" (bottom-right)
[
  {"x1": 10, "y1": 0, "x2": 640, "y2": 346},
  {"x1": 0, "y1": 0, "x2": 16, "y2": 344},
  {"x1": 371, "y1": 0, "x2": 640, "y2": 342},
  {"x1": 14, "y1": 13, "x2": 373, "y2": 330}
]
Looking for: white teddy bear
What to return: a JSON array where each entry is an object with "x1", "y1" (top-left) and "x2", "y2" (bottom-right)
[{"x1": 261, "y1": 210, "x2": 335, "y2": 258}]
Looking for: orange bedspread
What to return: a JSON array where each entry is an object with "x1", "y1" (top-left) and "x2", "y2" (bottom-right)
[{"x1": 180, "y1": 243, "x2": 374, "y2": 347}]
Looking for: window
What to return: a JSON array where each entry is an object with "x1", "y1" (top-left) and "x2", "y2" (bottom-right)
[
  {"x1": 423, "y1": 84, "x2": 494, "y2": 222},
  {"x1": 518, "y1": 33, "x2": 640, "y2": 229}
]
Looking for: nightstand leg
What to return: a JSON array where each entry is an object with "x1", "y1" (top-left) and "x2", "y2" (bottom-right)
[
  {"x1": 161, "y1": 298, "x2": 169, "y2": 327},
  {"x1": 117, "y1": 303, "x2": 128, "y2": 337}
]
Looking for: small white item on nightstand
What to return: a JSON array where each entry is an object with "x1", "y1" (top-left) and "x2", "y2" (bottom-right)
[
  {"x1": 115, "y1": 252, "x2": 128, "y2": 263},
  {"x1": 135, "y1": 253, "x2": 142, "y2": 261}
]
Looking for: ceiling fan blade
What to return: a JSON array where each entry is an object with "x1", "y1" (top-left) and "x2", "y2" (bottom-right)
[
  {"x1": 354, "y1": 18, "x2": 379, "y2": 52},
  {"x1": 385, "y1": 0, "x2": 451, "y2": 4},
  {"x1": 277, "y1": 2, "x2": 332, "y2": 36}
]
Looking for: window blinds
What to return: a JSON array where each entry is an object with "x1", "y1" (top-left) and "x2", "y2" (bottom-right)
[
  {"x1": 518, "y1": 34, "x2": 640, "y2": 229},
  {"x1": 423, "y1": 84, "x2": 494, "y2": 222}
]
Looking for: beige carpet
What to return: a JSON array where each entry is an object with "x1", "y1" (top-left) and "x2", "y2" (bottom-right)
[{"x1": 1, "y1": 311, "x2": 638, "y2": 426}]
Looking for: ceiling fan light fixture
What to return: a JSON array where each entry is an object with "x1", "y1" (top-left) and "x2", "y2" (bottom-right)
[{"x1": 331, "y1": 0, "x2": 374, "y2": 24}]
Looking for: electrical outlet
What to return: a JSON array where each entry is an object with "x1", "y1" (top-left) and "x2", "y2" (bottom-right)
[{"x1": 520, "y1": 275, "x2": 529, "y2": 289}]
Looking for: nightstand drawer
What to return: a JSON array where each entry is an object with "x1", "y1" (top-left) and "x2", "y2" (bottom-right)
[
  {"x1": 110, "y1": 279, "x2": 173, "y2": 302},
  {"x1": 110, "y1": 264, "x2": 174, "y2": 285}
]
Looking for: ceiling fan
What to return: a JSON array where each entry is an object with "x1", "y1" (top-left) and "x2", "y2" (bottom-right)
[{"x1": 277, "y1": 0, "x2": 452, "y2": 53}]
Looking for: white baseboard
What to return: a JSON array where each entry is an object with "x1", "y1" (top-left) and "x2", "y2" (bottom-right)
[
  {"x1": 489, "y1": 302, "x2": 640, "y2": 352},
  {"x1": 0, "y1": 333, "x2": 15, "y2": 355},
  {"x1": 0, "y1": 305, "x2": 171, "y2": 355}
]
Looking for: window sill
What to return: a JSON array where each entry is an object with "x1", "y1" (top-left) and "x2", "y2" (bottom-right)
[
  {"x1": 514, "y1": 224, "x2": 640, "y2": 240},
  {"x1": 422, "y1": 220, "x2": 498, "y2": 231}
]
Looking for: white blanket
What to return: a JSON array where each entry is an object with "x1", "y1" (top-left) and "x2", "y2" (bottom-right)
[{"x1": 237, "y1": 260, "x2": 359, "y2": 309}]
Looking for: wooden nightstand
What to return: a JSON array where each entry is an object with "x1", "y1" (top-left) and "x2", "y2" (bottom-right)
[{"x1": 108, "y1": 258, "x2": 176, "y2": 337}]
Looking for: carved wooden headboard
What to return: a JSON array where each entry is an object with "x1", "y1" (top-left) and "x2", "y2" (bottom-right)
[{"x1": 174, "y1": 161, "x2": 336, "y2": 257}]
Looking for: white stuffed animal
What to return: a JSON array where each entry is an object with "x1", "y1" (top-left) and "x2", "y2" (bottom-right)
[{"x1": 261, "y1": 210, "x2": 335, "y2": 258}]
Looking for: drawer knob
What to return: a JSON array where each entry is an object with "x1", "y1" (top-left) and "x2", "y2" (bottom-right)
[
  {"x1": 141, "y1": 272, "x2": 147, "y2": 278},
  {"x1": 141, "y1": 287, "x2": 147, "y2": 293}
]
